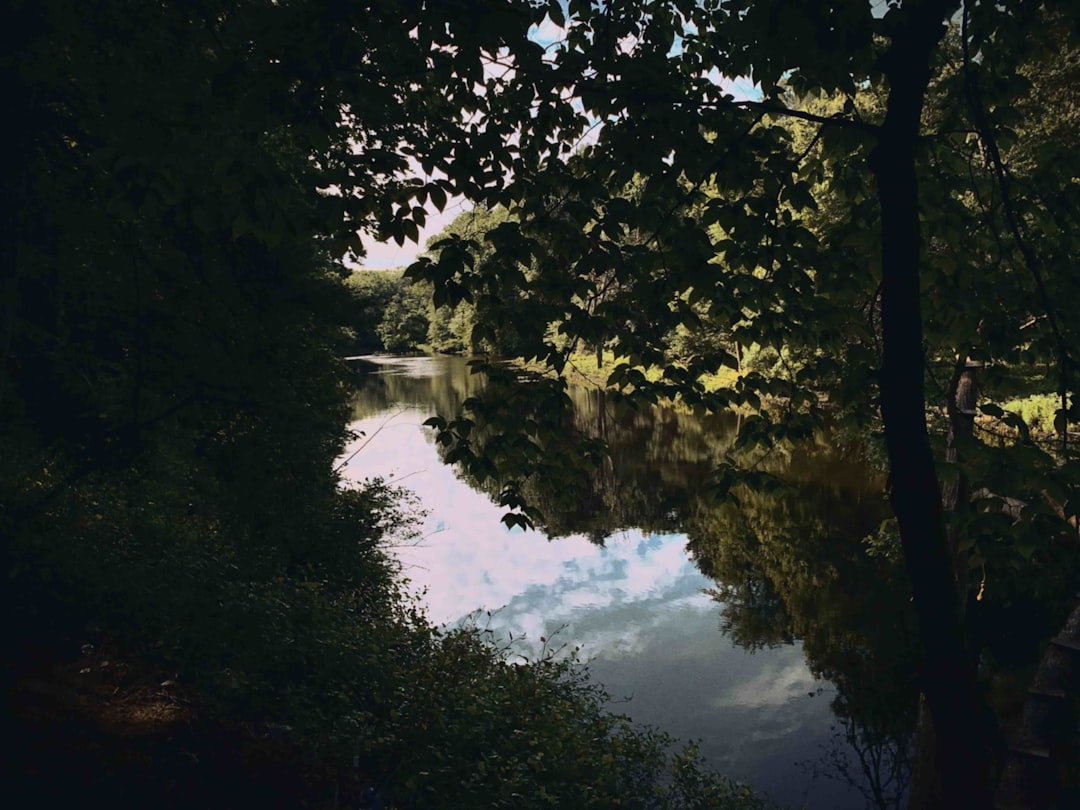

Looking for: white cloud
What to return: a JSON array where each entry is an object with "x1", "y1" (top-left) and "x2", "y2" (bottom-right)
[
  {"x1": 716, "y1": 659, "x2": 820, "y2": 710},
  {"x1": 529, "y1": 16, "x2": 567, "y2": 48}
]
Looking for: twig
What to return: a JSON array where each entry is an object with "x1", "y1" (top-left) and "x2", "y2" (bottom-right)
[{"x1": 334, "y1": 407, "x2": 409, "y2": 472}]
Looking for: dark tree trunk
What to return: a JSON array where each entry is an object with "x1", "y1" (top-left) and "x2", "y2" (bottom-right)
[
  {"x1": 908, "y1": 697, "x2": 944, "y2": 810},
  {"x1": 908, "y1": 358, "x2": 983, "y2": 809},
  {"x1": 945, "y1": 359, "x2": 980, "y2": 588},
  {"x1": 869, "y1": 2, "x2": 994, "y2": 807}
]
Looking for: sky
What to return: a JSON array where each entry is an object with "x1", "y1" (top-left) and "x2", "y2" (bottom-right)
[{"x1": 357, "y1": 10, "x2": 760, "y2": 270}]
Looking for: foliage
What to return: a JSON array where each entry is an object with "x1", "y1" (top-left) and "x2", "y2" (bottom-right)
[
  {"x1": 344, "y1": 207, "x2": 541, "y2": 356},
  {"x1": 1, "y1": 4, "x2": 779, "y2": 803},
  {"x1": 343, "y1": 269, "x2": 434, "y2": 353},
  {"x1": 361, "y1": 619, "x2": 772, "y2": 810},
  {"x1": 405, "y1": 0, "x2": 1080, "y2": 542},
  {"x1": 7, "y1": 0, "x2": 1080, "y2": 805},
  {"x1": 344, "y1": 270, "x2": 404, "y2": 350},
  {"x1": 3, "y1": 0, "x2": 578, "y2": 541},
  {"x1": 375, "y1": 279, "x2": 431, "y2": 353},
  {"x1": 997, "y1": 393, "x2": 1072, "y2": 439},
  {"x1": 11, "y1": 453, "x2": 770, "y2": 808},
  {"x1": 398, "y1": 3, "x2": 1080, "y2": 804},
  {"x1": 422, "y1": 205, "x2": 542, "y2": 356}
]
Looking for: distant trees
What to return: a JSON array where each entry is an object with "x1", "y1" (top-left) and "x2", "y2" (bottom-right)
[
  {"x1": 344, "y1": 271, "x2": 403, "y2": 350},
  {"x1": 421, "y1": 205, "x2": 536, "y2": 356},
  {"x1": 344, "y1": 270, "x2": 430, "y2": 352},
  {"x1": 376, "y1": 284, "x2": 431, "y2": 352},
  {"x1": 347, "y1": 206, "x2": 534, "y2": 356}
]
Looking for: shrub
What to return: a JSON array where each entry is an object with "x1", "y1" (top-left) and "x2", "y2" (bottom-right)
[{"x1": 9, "y1": 466, "x2": 768, "y2": 809}]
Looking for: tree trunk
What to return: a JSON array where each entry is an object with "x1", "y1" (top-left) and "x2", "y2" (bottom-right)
[
  {"x1": 908, "y1": 358, "x2": 982, "y2": 808},
  {"x1": 870, "y1": 2, "x2": 994, "y2": 807},
  {"x1": 944, "y1": 359, "x2": 980, "y2": 588}
]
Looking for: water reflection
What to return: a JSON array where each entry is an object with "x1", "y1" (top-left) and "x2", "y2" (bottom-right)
[
  {"x1": 687, "y1": 477, "x2": 917, "y2": 809},
  {"x1": 341, "y1": 355, "x2": 917, "y2": 809}
]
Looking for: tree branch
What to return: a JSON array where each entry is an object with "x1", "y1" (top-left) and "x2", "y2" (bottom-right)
[
  {"x1": 961, "y1": 2, "x2": 1072, "y2": 454},
  {"x1": 732, "y1": 99, "x2": 880, "y2": 133}
]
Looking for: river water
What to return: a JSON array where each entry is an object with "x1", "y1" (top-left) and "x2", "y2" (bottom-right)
[{"x1": 339, "y1": 355, "x2": 917, "y2": 810}]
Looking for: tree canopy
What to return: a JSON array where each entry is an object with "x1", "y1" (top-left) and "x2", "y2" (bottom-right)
[
  {"x1": 402, "y1": 2, "x2": 1080, "y2": 805},
  {"x1": 5, "y1": 0, "x2": 1079, "y2": 806}
]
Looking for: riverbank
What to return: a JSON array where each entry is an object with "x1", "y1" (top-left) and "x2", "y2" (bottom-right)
[
  {"x1": 9, "y1": 595, "x2": 769, "y2": 810},
  {"x1": 520, "y1": 350, "x2": 741, "y2": 394},
  {"x1": 8, "y1": 469, "x2": 771, "y2": 810},
  {"x1": 518, "y1": 351, "x2": 1071, "y2": 448},
  {"x1": 10, "y1": 635, "x2": 371, "y2": 809}
]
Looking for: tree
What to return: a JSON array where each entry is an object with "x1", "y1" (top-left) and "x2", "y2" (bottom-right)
[
  {"x1": 423, "y1": 206, "x2": 508, "y2": 354},
  {"x1": 406, "y1": 2, "x2": 1080, "y2": 805},
  {"x1": 2, "y1": 0, "x2": 558, "y2": 551},
  {"x1": 344, "y1": 270, "x2": 402, "y2": 350},
  {"x1": 376, "y1": 281, "x2": 431, "y2": 352},
  {"x1": 0, "y1": 0, "x2": 580, "y2": 754},
  {"x1": 7, "y1": 0, "x2": 1076, "y2": 803}
]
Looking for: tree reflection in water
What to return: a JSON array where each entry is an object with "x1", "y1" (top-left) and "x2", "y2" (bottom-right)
[
  {"x1": 685, "y1": 456, "x2": 917, "y2": 810},
  {"x1": 347, "y1": 357, "x2": 987, "y2": 809}
]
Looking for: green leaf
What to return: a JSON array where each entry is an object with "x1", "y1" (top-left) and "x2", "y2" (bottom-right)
[
  {"x1": 547, "y1": 2, "x2": 566, "y2": 31},
  {"x1": 430, "y1": 185, "x2": 448, "y2": 212}
]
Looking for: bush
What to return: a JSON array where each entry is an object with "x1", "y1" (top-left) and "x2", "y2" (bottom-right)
[
  {"x1": 999, "y1": 392, "x2": 1067, "y2": 437},
  {"x1": 358, "y1": 618, "x2": 772, "y2": 809},
  {"x1": 9, "y1": 466, "x2": 768, "y2": 809}
]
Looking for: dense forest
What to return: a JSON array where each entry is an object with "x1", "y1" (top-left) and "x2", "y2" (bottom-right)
[{"x1": 5, "y1": 1, "x2": 1079, "y2": 808}]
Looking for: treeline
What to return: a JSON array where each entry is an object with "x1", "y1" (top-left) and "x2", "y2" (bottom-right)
[
  {"x1": 347, "y1": 207, "x2": 540, "y2": 356},
  {"x1": 9, "y1": 0, "x2": 1080, "y2": 805},
  {"x1": 345, "y1": 267, "x2": 513, "y2": 355},
  {"x1": 349, "y1": 206, "x2": 828, "y2": 394},
  {"x1": 349, "y1": 207, "x2": 752, "y2": 364}
]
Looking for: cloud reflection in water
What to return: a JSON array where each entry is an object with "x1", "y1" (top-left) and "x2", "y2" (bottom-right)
[{"x1": 340, "y1": 398, "x2": 866, "y2": 809}]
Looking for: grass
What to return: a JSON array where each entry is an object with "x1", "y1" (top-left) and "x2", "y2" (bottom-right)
[
  {"x1": 998, "y1": 392, "x2": 1068, "y2": 438},
  {"x1": 521, "y1": 350, "x2": 744, "y2": 406}
]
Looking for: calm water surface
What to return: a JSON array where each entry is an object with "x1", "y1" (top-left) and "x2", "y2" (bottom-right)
[{"x1": 339, "y1": 355, "x2": 916, "y2": 810}]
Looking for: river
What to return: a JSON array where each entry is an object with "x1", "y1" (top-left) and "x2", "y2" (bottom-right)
[{"x1": 338, "y1": 354, "x2": 917, "y2": 810}]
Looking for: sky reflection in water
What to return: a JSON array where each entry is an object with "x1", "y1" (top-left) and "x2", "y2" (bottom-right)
[{"x1": 340, "y1": 359, "x2": 875, "y2": 809}]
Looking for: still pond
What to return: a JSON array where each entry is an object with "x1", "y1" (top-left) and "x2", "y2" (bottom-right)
[{"x1": 339, "y1": 355, "x2": 917, "y2": 810}]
